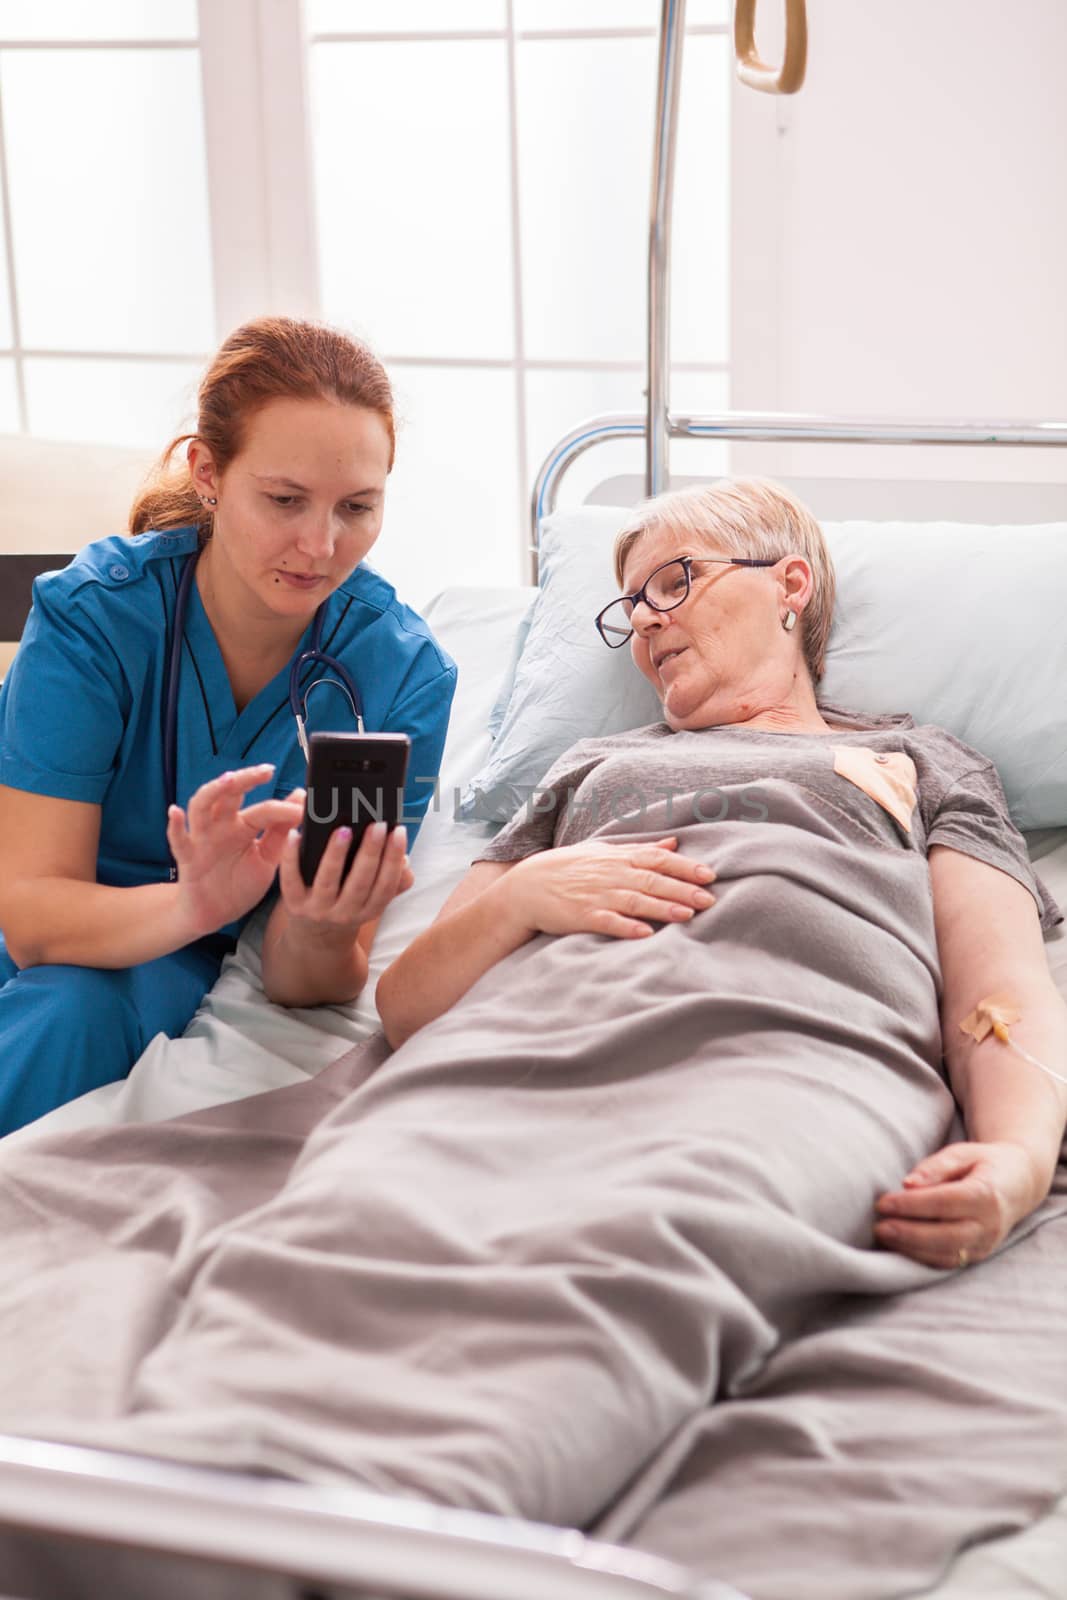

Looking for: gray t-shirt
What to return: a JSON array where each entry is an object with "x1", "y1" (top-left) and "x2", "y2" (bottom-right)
[{"x1": 476, "y1": 704, "x2": 1062, "y2": 932}]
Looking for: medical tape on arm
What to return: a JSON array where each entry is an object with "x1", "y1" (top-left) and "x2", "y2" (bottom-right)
[{"x1": 959, "y1": 994, "x2": 1067, "y2": 1087}]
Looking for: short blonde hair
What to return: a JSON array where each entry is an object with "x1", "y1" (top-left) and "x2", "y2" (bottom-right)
[{"x1": 612, "y1": 477, "x2": 836, "y2": 683}]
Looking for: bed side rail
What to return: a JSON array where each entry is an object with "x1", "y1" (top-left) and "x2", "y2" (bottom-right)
[
  {"x1": 0, "y1": 1435, "x2": 747, "y2": 1600},
  {"x1": 528, "y1": 411, "x2": 1067, "y2": 582}
]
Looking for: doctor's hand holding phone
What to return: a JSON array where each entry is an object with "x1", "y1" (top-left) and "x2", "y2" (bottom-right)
[{"x1": 277, "y1": 731, "x2": 415, "y2": 947}]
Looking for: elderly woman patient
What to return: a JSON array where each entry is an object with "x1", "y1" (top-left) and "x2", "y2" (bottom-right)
[
  {"x1": 0, "y1": 480, "x2": 1064, "y2": 1582},
  {"x1": 381, "y1": 478, "x2": 1066, "y2": 1276}
]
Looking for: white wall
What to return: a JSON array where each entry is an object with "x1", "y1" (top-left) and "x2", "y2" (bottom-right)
[{"x1": 729, "y1": 0, "x2": 1067, "y2": 490}]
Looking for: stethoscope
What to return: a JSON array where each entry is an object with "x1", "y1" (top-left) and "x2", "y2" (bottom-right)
[{"x1": 163, "y1": 545, "x2": 365, "y2": 816}]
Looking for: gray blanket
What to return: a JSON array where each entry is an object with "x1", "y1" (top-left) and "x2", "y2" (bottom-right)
[{"x1": 0, "y1": 800, "x2": 1065, "y2": 1600}]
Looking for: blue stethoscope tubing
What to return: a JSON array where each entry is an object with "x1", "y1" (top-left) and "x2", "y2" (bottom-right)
[{"x1": 163, "y1": 545, "x2": 365, "y2": 818}]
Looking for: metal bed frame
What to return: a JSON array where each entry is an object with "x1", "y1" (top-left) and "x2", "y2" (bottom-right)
[
  {"x1": 1, "y1": 2, "x2": 1066, "y2": 1597},
  {"x1": 529, "y1": 0, "x2": 1067, "y2": 573},
  {"x1": 0, "y1": 1437, "x2": 744, "y2": 1600}
]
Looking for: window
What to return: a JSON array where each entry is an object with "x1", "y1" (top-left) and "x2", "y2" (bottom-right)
[
  {"x1": 307, "y1": 1, "x2": 731, "y2": 599},
  {"x1": 0, "y1": 1, "x2": 732, "y2": 601},
  {"x1": 0, "y1": 0, "x2": 208, "y2": 446}
]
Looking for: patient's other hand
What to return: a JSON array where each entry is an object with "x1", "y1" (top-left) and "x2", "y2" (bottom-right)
[
  {"x1": 872, "y1": 1140, "x2": 1050, "y2": 1269},
  {"x1": 505, "y1": 836, "x2": 716, "y2": 941}
]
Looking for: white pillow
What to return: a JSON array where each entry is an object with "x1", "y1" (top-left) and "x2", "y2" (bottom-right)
[
  {"x1": 487, "y1": 594, "x2": 535, "y2": 738},
  {"x1": 460, "y1": 505, "x2": 1067, "y2": 831}
]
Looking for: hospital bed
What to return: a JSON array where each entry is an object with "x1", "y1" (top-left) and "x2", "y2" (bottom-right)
[
  {"x1": 3, "y1": 3, "x2": 1067, "y2": 1596},
  {"x1": 1, "y1": 481, "x2": 1066, "y2": 1600}
]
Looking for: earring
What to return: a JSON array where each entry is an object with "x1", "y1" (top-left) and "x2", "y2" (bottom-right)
[
  {"x1": 782, "y1": 610, "x2": 797, "y2": 632},
  {"x1": 202, "y1": 496, "x2": 217, "y2": 507}
]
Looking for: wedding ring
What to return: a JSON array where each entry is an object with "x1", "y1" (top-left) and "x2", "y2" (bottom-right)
[{"x1": 956, "y1": 1246, "x2": 970, "y2": 1268}]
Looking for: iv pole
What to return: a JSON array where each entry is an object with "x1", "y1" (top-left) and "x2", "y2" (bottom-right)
[{"x1": 646, "y1": 0, "x2": 808, "y2": 494}]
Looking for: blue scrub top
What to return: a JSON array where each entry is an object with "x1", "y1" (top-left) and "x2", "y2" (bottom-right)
[{"x1": 0, "y1": 526, "x2": 457, "y2": 939}]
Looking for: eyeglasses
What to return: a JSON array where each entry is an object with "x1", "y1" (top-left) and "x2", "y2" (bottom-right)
[{"x1": 594, "y1": 554, "x2": 778, "y2": 648}]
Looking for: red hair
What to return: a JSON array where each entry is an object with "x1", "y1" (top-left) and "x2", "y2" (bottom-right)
[{"x1": 129, "y1": 317, "x2": 396, "y2": 535}]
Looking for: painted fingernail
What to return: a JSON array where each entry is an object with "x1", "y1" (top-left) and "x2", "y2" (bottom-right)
[
  {"x1": 288, "y1": 828, "x2": 300, "y2": 843},
  {"x1": 696, "y1": 865, "x2": 716, "y2": 880},
  {"x1": 336, "y1": 827, "x2": 352, "y2": 842},
  {"x1": 393, "y1": 825, "x2": 408, "y2": 848},
  {"x1": 672, "y1": 905, "x2": 694, "y2": 919},
  {"x1": 693, "y1": 890, "x2": 714, "y2": 907}
]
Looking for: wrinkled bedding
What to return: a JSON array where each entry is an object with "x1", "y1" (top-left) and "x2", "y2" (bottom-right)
[{"x1": 0, "y1": 769, "x2": 1065, "y2": 1600}]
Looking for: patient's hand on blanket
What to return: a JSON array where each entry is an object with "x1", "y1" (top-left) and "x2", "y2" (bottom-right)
[
  {"x1": 507, "y1": 837, "x2": 716, "y2": 941},
  {"x1": 376, "y1": 838, "x2": 715, "y2": 1049},
  {"x1": 873, "y1": 1139, "x2": 1048, "y2": 1269}
]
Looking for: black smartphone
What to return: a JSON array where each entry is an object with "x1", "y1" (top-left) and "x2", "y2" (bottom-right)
[{"x1": 299, "y1": 732, "x2": 411, "y2": 888}]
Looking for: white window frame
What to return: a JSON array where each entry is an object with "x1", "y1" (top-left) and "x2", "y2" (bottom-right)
[
  {"x1": 0, "y1": 1, "x2": 321, "y2": 437},
  {"x1": 288, "y1": 1, "x2": 734, "y2": 560},
  {"x1": 198, "y1": 0, "x2": 321, "y2": 335},
  {"x1": 0, "y1": 26, "x2": 213, "y2": 433},
  {"x1": 1, "y1": 0, "x2": 740, "y2": 560}
]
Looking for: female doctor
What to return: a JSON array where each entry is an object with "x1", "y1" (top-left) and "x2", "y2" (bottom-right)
[{"x1": 0, "y1": 316, "x2": 457, "y2": 1136}]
